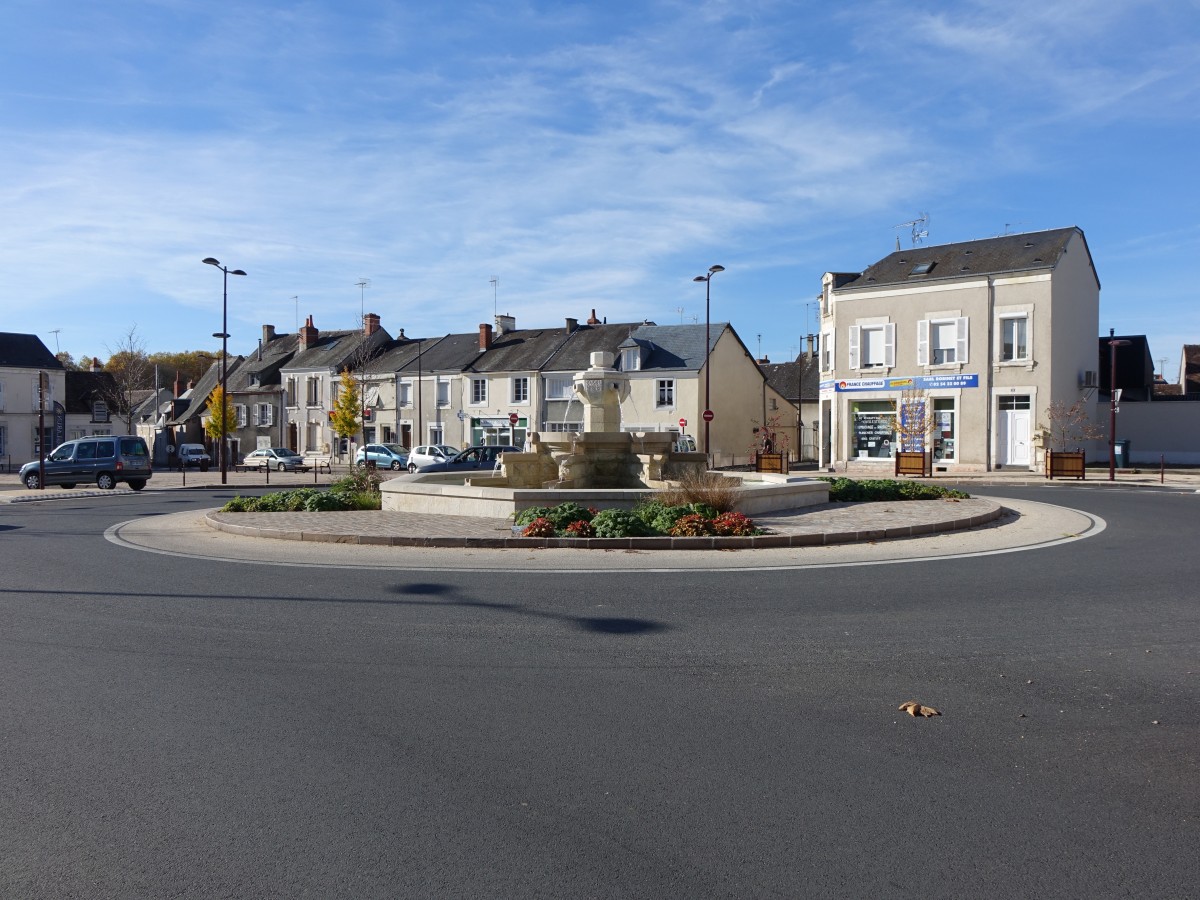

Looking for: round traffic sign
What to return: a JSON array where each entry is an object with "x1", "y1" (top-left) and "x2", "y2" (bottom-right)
[
  {"x1": 678, "y1": 418, "x2": 687, "y2": 429},
  {"x1": 702, "y1": 409, "x2": 714, "y2": 422},
  {"x1": 509, "y1": 412, "x2": 519, "y2": 425}
]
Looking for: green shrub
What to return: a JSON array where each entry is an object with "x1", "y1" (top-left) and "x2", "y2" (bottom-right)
[
  {"x1": 650, "y1": 505, "x2": 691, "y2": 534},
  {"x1": 688, "y1": 502, "x2": 719, "y2": 519},
  {"x1": 515, "y1": 506, "x2": 554, "y2": 526},
  {"x1": 633, "y1": 499, "x2": 670, "y2": 525},
  {"x1": 221, "y1": 496, "x2": 252, "y2": 512},
  {"x1": 545, "y1": 502, "x2": 593, "y2": 529},
  {"x1": 591, "y1": 509, "x2": 655, "y2": 538},
  {"x1": 820, "y1": 477, "x2": 969, "y2": 502},
  {"x1": 333, "y1": 467, "x2": 382, "y2": 495},
  {"x1": 522, "y1": 517, "x2": 557, "y2": 537},
  {"x1": 669, "y1": 513, "x2": 714, "y2": 537}
]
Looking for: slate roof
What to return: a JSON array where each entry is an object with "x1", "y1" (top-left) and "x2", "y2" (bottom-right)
[
  {"x1": 468, "y1": 327, "x2": 577, "y2": 374},
  {"x1": 622, "y1": 323, "x2": 726, "y2": 371},
  {"x1": 364, "y1": 338, "x2": 429, "y2": 376},
  {"x1": 0, "y1": 333, "x2": 63, "y2": 369},
  {"x1": 168, "y1": 357, "x2": 243, "y2": 425},
  {"x1": 226, "y1": 333, "x2": 300, "y2": 392},
  {"x1": 393, "y1": 332, "x2": 484, "y2": 374},
  {"x1": 63, "y1": 370, "x2": 118, "y2": 414},
  {"x1": 760, "y1": 355, "x2": 821, "y2": 403},
  {"x1": 284, "y1": 328, "x2": 391, "y2": 372},
  {"x1": 541, "y1": 323, "x2": 646, "y2": 372},
  {"x1": 837, "y1": 227, "x2": 1094, "y2": 292}
]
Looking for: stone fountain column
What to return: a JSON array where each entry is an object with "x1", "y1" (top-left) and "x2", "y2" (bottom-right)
[{"x1": 572, "y1": 351, "x2": 628, "y2": 432}]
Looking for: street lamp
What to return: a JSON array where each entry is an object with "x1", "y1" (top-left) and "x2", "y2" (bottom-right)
[
  {"x1": 692, "y1": 264, "x2": 725, "y2": 459},
  {"x1": 202, "y1": 257, "x2": 247, "y2": 484},
  {"x1": 1107, "y1": 328, "x2": 1131, "y2": 482}
]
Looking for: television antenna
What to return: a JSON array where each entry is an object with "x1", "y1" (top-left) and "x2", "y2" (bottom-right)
[
  {"x1": 292, "y1": 296, "x2": 299, "y2": 332},
  {"x1": 893, "y1": 212, "x2": 929, "y2": 246},
  {"x1": 1003, "y1": 221, "x2": 1026, "y2": 235},
  {"x1": 355, "y1": 279, "x2": 370, "y2": 323},
  {"x1": 489, "y1": 276, "x2": 499, "y2": 316},
  {"x1": 48, "y1": 329, "x2": 61, "y2": 353},
  {"x1": 675, "y1": 305, "x2": 685, "y2": 323}
]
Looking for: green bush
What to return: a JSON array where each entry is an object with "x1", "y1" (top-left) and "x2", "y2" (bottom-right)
[
  {"x1": 545, "y1": 502, "x2": 593, "y2": 530},
  {"x1": 650, "y1": 505, "x2": 691, "y2": 534},
  {"x1": 688, "y1": 502, "x2": 719, "y2": 519},
  {"x1": 333, "y1": 467, "x2": 382, "y2": 495},
  {"x1": 220, "y1": 486, "x2": 380, "y2": 513},
  {"x1": 633, "y1": 499, "x2": 670, "y2": 525},
  {"x1": 514, "y1": 506, "x2": 554, "y2": 526},
  {"x1": 590, "y1": 509, "x2": 655, "y2": 538},
  {"x1": 819, "y1": 477, "x2": 969, "y2": 502}
]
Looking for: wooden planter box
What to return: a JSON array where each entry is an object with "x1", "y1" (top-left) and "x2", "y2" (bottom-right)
[
  {"x1": 894, "y1": 450, "x2": 932, "y2": 478},
  {"x1": 1046, "y1": 450, "x2": 1086, "y2": 480},
  {"x1": 755, "y1": 452, "x2": 789, "y2": 474}
]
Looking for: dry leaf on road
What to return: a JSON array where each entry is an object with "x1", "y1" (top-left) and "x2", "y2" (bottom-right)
[{"x1": 898, "y1": 701, "x2": 941, "y2": 717}]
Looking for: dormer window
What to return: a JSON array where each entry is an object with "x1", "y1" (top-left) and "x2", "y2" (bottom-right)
[
  {"x1": 908, "y1": 261, "x2": 936, "y2": 276},
  {"x1": 620, "y1": 348, "x2": 641, "y2": 371}
]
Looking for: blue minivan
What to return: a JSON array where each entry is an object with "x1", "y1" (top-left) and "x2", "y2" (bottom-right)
[{"x1": 19, "y1": 435, "x2": 153, "y2": 491}]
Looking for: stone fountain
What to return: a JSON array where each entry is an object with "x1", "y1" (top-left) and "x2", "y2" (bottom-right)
[{"x1": 380, "y1": 350, "x2": 828, "y2": 518}]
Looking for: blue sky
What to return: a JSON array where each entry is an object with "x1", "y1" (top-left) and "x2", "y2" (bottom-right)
[{"x1": 3, "y1": 0, "x2": 1198, "y2": 378}]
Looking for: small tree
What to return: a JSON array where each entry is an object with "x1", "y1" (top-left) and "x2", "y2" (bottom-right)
[
  {"x1": 204, "y1": 385, "x2": 236, "y2": 468},
  {"x1": 1041, "y1": 399, "x2": 1104, "y2": 451},
  {"x1": 889, "y1": 389, "x2": 937, "y2": 452},
  {"x1": 748, "y1": 413, "x2": 791, "y2": 459},
  {"x1": 329, "y1": 368, "x2": 362, "y2": 459}
]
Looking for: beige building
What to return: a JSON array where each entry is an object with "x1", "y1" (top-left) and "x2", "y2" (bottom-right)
[{"x1": 818, "y1": 227, "x2": 1100, "y2": 472}]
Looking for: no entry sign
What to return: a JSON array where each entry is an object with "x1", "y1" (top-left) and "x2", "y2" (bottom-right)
[
  {"x1": 678, "y1": 418, "x2": 687, "y2": 429},
  {"x1": 702, "y1": 409, "x2": 714, "y2": 422},
  {"x1": 509, "y1": 412, "x2": 519, "y2": 425}
]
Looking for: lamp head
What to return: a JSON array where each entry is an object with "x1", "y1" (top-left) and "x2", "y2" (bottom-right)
[
  {"x1": 202, "y1": 257, "x2": 220, "y2": 267},
  {"x1": 693, "y1": 275, "x2": 707, "y2": 283},
  {"x1": 709, "y1": 265, "x2": 725, "y2": 274},
  {"x1": 230, "y1": 269, "x2": 247, "y2": 277}
]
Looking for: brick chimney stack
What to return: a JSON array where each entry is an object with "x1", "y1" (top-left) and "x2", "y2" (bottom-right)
[
  {"x1": 479, "y1": 323, "x2": 493, "y2": 351},
  {"x1": 299, "y1": 315, "x2": 318, "y2": 351},
  {"x1": 363, "y1": 312, "x2": 380, "y2": 336},
  {"x1": 263, "y1": 324, "x2": 277, "y2": 344},
  {"x1": 174, "y1": 371, "x2": 183, "y2": 398},
  {"x1": 565, "y1": 317, "x2": 578, "y2": 335},
  {"x1": 587, "y1": 308, "x2": 600, "y2": 325}
]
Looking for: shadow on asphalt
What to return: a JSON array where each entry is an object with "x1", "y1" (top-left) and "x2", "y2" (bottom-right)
[{"x1": 389, "y1": 581, "x2": 670, "y2": 636}]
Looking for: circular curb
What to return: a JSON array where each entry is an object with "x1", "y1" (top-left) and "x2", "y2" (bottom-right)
[{"x1": 203, "y1": 500, "x2": 1005, "y2": 550}]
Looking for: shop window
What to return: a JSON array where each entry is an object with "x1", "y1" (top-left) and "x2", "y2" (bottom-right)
[{"x1": 852, "y1": 400, "x2": 896, "y2": 459}]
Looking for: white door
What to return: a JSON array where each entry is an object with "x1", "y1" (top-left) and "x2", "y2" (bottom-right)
[{"x1": 997, "y1": 395, "x2": 1031, "y2": 467}]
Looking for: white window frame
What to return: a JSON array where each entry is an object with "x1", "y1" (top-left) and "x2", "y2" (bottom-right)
[
  {"x1": 436, "y1": 379, "x2": 450, "y2": 407},
  {"x1": 847, "y1": 323, "x2": 895, "y2": 371},
  {"x1": 656, "y1": 379, "x2": 675, "y2": 409},
  {"x1": 620, "y1": 348, "x2": 641, "y2": 371},
  {"x1": 821, "y1": 331, "x2": 834, "y2": 373},
  {"x1": 428, "y1": 423, "x2": 444, "y2": 445},
  {"x1": 256, "y1": 403, "x2": 274, "y2": 426},
  {"x1": 235, "y1": 404, "x2": 248, "y2": 427},
  {"x1": 545, "y1": 377, "x2": 572, "y2": 400},
  {"x1": 398, "y1": 382, "x2": 412, "y2": 407},
  {"x1": 998, "y1": 313, "x2": 1032, "y2": 363},
  {"x1": 511, "y1": 376, "x2": 529, "y2": 404},
  {"x1": 305, "y1": 376, "x2": 320, "y2": 407},
  {"x1": 471, "y1": 378, "x2": 487, "y2": 405},
  {"x1": 917, "y1": 316, "x2": 969, "y2": 367},
  {"x1": 285, "y1": 377, "x2": 298, "y2": 407}
]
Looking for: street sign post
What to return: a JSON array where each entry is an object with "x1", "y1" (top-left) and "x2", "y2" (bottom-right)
[{"x1": 679, "y1": 418, "x2": 687, "y2": 429}]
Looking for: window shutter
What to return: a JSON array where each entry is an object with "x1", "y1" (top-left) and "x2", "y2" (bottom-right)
[
  {"x1": 917, "y1": 320, "x2": 930, "y2": 366},
  {"x1": 884, "y1": 323, "x2": 896, "y2": 368},
  {"x1": 956, "y1": 316, "x2": 969, "y2": 365},
  {"x1": 236, "y1": 405, "x2": 247, "y2": 427},
  {"x1": 847, "y1": 326, "x2": 860, "y2": 370},
  {"x1": 824, "y1": 330, "x2": 835, "y2": 372}
]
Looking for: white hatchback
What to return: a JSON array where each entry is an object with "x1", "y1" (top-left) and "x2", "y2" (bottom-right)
[{"x1": 407, "y1": 444, "x2": 459, "y2": 473}]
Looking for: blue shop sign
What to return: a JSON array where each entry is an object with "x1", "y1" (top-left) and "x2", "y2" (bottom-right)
[{"x1": 820, "y1": 374, "x2": 979, "y2": 392}]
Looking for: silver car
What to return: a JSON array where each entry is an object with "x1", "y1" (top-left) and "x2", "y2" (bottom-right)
[
  {"x1": 243, "y1": 447, "x2": 307, "y2": 471},
  {"x1": 407, "y1": 444, "x2": 459, "y2": 473}
]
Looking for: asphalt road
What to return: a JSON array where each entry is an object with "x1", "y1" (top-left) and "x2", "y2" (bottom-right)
[{"x1": 1, "y1": 486, "x2": 1197, "y2": 898}]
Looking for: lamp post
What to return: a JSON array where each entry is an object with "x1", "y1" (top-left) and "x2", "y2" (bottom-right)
[
  {"x1": 1107, "y1": 328, "x2": 1131, "y2": 482},
  {"x1": 202, "y1": 257, "x2": 247, "y2": 484},
  {"x1": 692, "y1": 264, "x2": 725, "y2": 459}
]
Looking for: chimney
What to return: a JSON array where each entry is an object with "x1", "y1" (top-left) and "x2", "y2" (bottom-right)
[
  {"x1": 263, "y1": 324, "x2": 277, "y2": 344},
  {"x1": 565, "y1": 317, "x2": 578, "y2": 335},
  {"x1": 479, "y1": 323, "x2": 493, "y2": 351},
  {"x1": 757, "y1": 356, "x2": 770, "y2": 365},
  {"x1": 174, "y1": 371, "x2": 183, "y2": 398},
  {"x1": 807, "y1": 333, "x2": 819, "y2": 359},
  {"x1": 495, "y1": 313, "x2": 516, "y2": 335},
  {"x1": 90, "y1": 358, "x2": 100, "y2": 372},
  {"x1": 299, "y1": 315, "x2": 318, "y2": 351},
  {"x1": 363, "y1": 312, "x2": 380, "y2": 336},
  {"x1": 587, "y1": 308, "x2": 600, "y2": 325},
  {"x1": 398, "y1": 328, "x2": 406, "y2": 340}
]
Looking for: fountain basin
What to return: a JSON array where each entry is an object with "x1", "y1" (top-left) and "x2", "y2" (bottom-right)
[{"x1": 380, "y1": 471, "x2": 829, "y2": 519}]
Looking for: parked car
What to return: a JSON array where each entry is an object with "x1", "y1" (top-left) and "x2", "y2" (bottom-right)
[
  {"x1": 407, "y1": 444, "x2": 460, "y2": 473},
  {"x1": 177, "y1": 443, "x2": 212, "y2": 470},
  {"x1": 19, "y1": 435, "x2": 153, "y2": 491},
  {"x1": 243, "y1": 447, "x2": 308, "y2": 471},
  {"x1": 414, "y1": 445, "x2": 521, "y2": 474},
  {"x1": 355, "y1": 443, "x2": 410, "y2": 470}
]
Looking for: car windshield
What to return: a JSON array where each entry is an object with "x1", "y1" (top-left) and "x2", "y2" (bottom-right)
[
  {"x1": 272, "y1": 448, "x2": 299, "y2": 456},
  {"x1": 382, "y1": 444, "x2": 407, "y2": 454}
]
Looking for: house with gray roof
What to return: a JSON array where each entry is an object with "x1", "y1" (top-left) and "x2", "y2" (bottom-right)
[
  {"x1": 223, "y1": 324, "x2": 301, "y2": 455},
  {"x1": 818, "y1": 226, "x2": 1100, "y2": 472},
  {"x1": 0, "y1": 332, "x2": 69, "y2": 466}
]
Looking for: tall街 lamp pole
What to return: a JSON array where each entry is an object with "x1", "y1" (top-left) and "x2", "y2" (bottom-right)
[
  {"x1": 203, "y1": 257, "x2": 247, "y2": 485},
  {"x1": 692, "y1": 265, "x2": 724, "y2": 460}
]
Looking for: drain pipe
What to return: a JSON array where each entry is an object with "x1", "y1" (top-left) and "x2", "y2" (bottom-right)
[{"x1": 986, "y1": 275, "x2": 995, "y2": 472}]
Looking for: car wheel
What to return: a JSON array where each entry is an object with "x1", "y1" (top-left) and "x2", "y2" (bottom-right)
[
  {"x1": 96, "y1": 473, "x2": 116, "y2": 490},
  {"x1": 24, "y1": 472, "x2": 40, "y2": 489},
  {"x1": 277, "y1": 462, "x2": 286, "y2": 471},
  {"x1": 128, "y1": 480, "x2": 146, "y2": 491},
  {"x1": 60, "y1": 483, "x2": 77, "y2": 489},
  {"x1": 390, "y1": 460, "x2": 402, "y2": 470},
  {"x1": 408, "y1": 463, "x2": 417, "y2": 473}
]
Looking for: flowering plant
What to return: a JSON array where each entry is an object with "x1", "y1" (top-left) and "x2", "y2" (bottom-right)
[{"x1": 522, "y1": 517, "x2": 557, "y2": 537}]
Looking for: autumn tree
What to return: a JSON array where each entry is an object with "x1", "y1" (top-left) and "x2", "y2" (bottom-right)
[
  {"x1": 1040, "y1": 399, "x2": 1104, "y2": 451},
  {"x1": 889, "y1": 388, "x2": 938, "y2": 452},
  {"x1": 329, "y1": 368, "x2": 362, "y2": 459},
  {"x1": 204, "y1": 385, "x2": 237, "y2": 469}
]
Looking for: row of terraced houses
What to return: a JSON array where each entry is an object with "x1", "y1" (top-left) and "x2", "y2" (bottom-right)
[{"x1": 3, "y1": 226, "x2": 1199, "y2": 474}]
